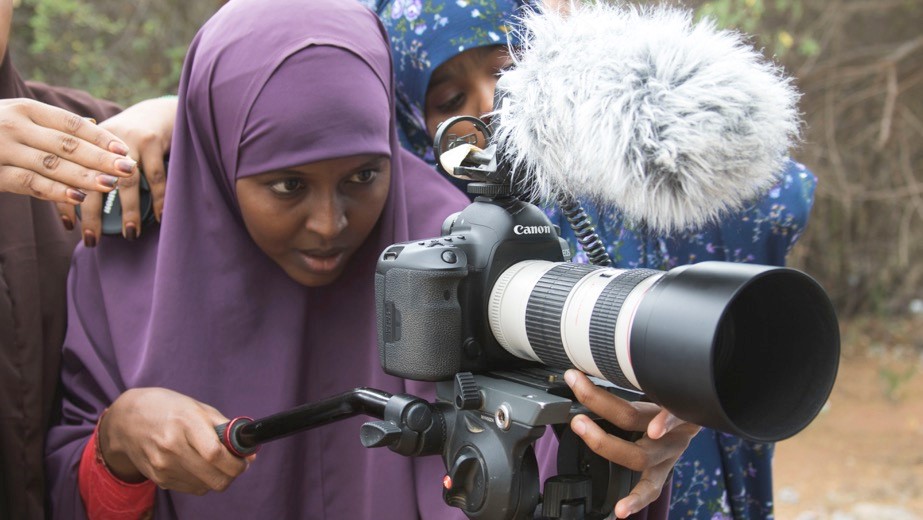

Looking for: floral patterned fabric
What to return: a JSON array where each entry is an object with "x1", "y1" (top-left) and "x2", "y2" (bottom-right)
[
  {"x1": 377, "y1": 0, "x2": 527, "y2": 164},
  {"x1": 547, "y1": 160, "x2": 816, "y2": 271},
  {"x1": 547, "y1": 159, "x2": 817, "y2": 520}
]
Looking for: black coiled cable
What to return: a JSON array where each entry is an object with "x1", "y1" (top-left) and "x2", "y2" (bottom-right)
[{"x1": 558, "y1": 194, "x2": 611, "y2": 267}]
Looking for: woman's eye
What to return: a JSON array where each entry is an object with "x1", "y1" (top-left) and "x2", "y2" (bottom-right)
[
  {"x1": 269, "y1": 178, "x2": 306, "y2": 195},
  {"x1": 349, "y1": 169, "x2": 378, "y2": 184},
  {"x1": 436, "y1": 93, "x2": 465, "y2": 113}
]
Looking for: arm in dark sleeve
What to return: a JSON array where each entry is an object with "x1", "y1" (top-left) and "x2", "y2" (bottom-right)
[{"x1": 24, "y1": 80, "x2": 122, "y2": 122}]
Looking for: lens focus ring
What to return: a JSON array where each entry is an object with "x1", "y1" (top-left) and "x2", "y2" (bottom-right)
[
  {"x1": 525, "y1": 263, "x2": 599, "y2": 368},
  {"x1": 589, "y1": 269, "x2": 661, "y2": 389}
]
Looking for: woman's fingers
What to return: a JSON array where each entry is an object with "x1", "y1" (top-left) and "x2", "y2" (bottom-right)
[
  {"x1": 159, "y1": 408, "x2": 249, "y2": 494},
  {"x1": 79, "y1": 191, "x2": 103, "y2": 247},
  {"x1": 146, "y1": 454, "x2": 214, "y2": 496},
  {"x1": 647, "y1": 408, "x2": 690, "y2": 440},
  {"x1": 17, "y1": 124, "x2": 137, "y2": 182},
  {"x1": 613, "y1": 458, "x2": 676, "y2": 519},
  {"x1": 570, "y1": 415, "x2": 648, "y2": 470},
  {"x1": 1, "y1": 140, "x2": 120, "y2": 194},
  {"x1": 99, "y1": 97, "x2": 175, "y2": 224},
  {"x1": 104, "y1": 388, "x2": 251, "y2": 495},
  {"x1": 20, "y1": 99, "x2": 132, "y2": 160},
  {"x1": 0, "y1": 99, "x2": 136, "y2": 202},
  {"x1": 0, "y1": 164, "x2": 88, "y2": 204},
  {"x1": 56, "y1": 202, "x2": 77, "y2": 231},
  {"x1": 569, "y1": 413, "x2": 689, "y2": 471},
  {"x1": 564, "y1": 369, "x2": 660, "y2": 431},
  {"x1": 139, "y1": 146, "x2": 167, "y2": 223},
  {"x1": 185, "y1": 419, "x2": 250, "y2": 489},
  {"x1": 116, "y1": 168, "x2": 142, "y2": 240},
  {"x1": 564, "y1": 369, "x2": 702, "y2": 518}
]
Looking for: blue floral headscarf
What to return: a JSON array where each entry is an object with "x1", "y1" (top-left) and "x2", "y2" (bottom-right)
[{"x1": 377, "y1": 0, "x2": 527, "y2": 164}]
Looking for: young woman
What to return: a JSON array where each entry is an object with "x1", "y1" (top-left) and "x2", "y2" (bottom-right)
[
  {"x1": 379, "y1": 0, "x2": 817, "y2": 518},
  {"x1": 45, "y1": 0, "x2": 471, "y2": 518}
]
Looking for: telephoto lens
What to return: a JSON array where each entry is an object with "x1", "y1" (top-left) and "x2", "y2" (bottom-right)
[{"x1": 488, "y1": 260, "x2": 840, "y2": 442}]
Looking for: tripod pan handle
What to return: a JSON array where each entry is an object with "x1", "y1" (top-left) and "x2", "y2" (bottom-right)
[{"x1": 215, "y1": 416, "x2": 259, "y2": 457}]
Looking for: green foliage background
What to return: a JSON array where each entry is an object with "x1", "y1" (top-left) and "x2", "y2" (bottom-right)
[
  {"x1": 8, "y1": 0, "x2": 923, "y2": 317},
  {"x1": 9, "y1": 0, "x2": 225, "y2": 105}
]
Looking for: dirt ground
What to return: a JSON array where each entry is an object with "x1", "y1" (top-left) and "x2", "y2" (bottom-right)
[{"x1": 773, "y1": 315, "x2": 923, "y2": 519}]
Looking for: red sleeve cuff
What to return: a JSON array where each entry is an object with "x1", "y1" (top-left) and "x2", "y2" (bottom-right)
[{"x1": 78, "y1": 417, "x2": 157, "y2": 519}]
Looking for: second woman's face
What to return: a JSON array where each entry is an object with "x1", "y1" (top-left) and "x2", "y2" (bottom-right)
[
  {"x1": 424, "y1": 45, "x2": 512, "y2": 140},
  {"x1": 236, "y1": 154, "x2": 391, "y2": 287}
]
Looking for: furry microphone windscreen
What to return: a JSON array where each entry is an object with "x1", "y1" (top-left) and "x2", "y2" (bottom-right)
[{"x1": 491, "y1": 2, "x2": 802, "y2": 233}]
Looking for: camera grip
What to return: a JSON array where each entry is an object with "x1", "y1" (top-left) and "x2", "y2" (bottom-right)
[{"x1": 377, "y1": 268, "x2": 465, "y2": 381}]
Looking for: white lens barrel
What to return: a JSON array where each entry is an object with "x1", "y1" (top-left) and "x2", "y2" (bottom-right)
[
  {"x1": 491, "y1": 260, "x2": 840, "y2": 443},
  {"x1": 488, "y1": 260, "x2": 555, "y2": 362},
  {"x1": 489, "y1": 260, "x2": 664, "y2": 391}
]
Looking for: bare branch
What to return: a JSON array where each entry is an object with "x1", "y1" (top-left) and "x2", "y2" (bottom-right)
[
  {"x1": 876, "y1": 65, "x2": 898, "y2": 151},
  {"x1": 842, "y1": 0, "x2": 916, "y2": 13},
  {"x1": 884, "y1": 36, "x2": 923, "y2": 64}
]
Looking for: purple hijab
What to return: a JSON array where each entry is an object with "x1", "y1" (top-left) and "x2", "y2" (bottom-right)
[{"x1": 45, "y1": 0, "x2": 469, "y2": 518}]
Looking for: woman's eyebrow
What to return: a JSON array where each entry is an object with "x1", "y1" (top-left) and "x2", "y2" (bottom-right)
[
  {"x1": 342, "y1": 156, "x2": 388, "y2": 173},
  {"x1": 428, "y1": 67, "x2": 457, "y2": 90},
  {"x1": 359, "y1": 156, "x2": 389, "y2": 170},
  {"x1": 273, "y1": 168, "x2": 305, "y2": 176}
]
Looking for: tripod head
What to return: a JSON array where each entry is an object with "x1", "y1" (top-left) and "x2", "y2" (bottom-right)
[{"x1": 216, "y1": 368, "x2": 642, "y2": 520}]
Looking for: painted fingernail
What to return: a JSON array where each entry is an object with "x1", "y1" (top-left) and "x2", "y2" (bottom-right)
[
  {"x1": 115, "y1": 158, "x2": 136, "y2": 174},
  {"x1": 564, "y1": 369, "x2": 577, "y2": 387},
  {"x1": 84, "y1": 117, "x2": 97, "y2": 125},
  {"x1": 66, "y1": 189, "x2": 87, "y2": 203},
  {"x1": 97, "y1": 174, "x2": 119, "y2": 189},
  {"x1": 124, "y1": 223, "x2": 138, "y2": 241},
  {"x1": 83, "y1": 230, "x2": 97, "y2": 248},
  {"x1": 61, "y1": 215, "x2": 74, "y2": 231},
  {"x1": 109, "y1": 140, "x2": 129, "y2": 155}
]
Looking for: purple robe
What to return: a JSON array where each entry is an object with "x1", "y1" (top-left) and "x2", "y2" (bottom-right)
[{"x1": 45, "y1": 0, "x2": 471, "y2": 518}]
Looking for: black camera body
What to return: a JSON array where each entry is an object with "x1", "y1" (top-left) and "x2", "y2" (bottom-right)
[{"x1": 376, "y1": 195, "x2": 571, "y2": 381}]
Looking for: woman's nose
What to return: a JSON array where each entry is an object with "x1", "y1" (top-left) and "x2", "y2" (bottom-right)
[
  {"x1": 477, "y1": 80, "x2": 497, "y2": 132},
  {"x1": 478, "y1": 83, "x2": 496, "y2": 120},
  {"x1": 304, "y1": 194, "x2": 347, "y2": 239}
]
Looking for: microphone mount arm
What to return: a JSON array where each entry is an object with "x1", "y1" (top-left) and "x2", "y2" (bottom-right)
[{"x1": 432, "y1": 116, "x2": 612, "y2": 267}]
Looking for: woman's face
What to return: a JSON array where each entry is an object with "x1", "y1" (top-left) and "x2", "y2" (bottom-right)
[
  {"x1": 236, "y1": 154, "x2": 391, "y2": 287},
  {"x1": 424, "y1": 45, "x2": 512, "y2": 140}
]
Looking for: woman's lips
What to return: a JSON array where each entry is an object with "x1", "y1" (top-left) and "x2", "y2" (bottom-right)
[{"x1": 298, "y1": 250, "x2": 346, "y2": 274}]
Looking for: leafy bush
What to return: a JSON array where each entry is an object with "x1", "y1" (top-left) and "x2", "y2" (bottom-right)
[{"x1": 10, "y1": 0, "x2": 225, "y2": 105}]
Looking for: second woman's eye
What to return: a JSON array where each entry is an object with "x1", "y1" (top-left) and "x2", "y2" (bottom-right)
[
  {"x1": 269, "y1": 178, "x2": 306, "y2": 195},
  {"x1": 436, "y1": 92, "x2": 465, "y2": 114}
]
